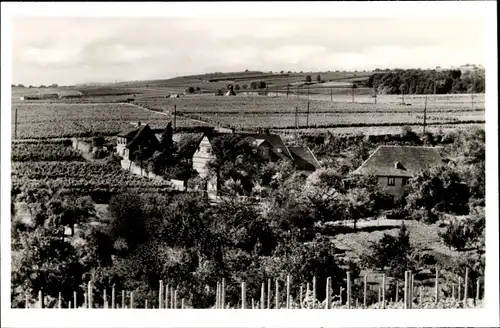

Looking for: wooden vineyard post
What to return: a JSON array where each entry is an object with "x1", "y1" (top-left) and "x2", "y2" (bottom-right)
[
  {"x1": 165, "y1": 284, "x2": 169, "y2": 309},
  {"x1": 286, "y1": 275, "x2": 291, "y2": 309},
  {"x1": 130, "y1": 291, "x2": 134, "y2": 309},
  {"x1": 222, "y1": 278, "x2": 226, "y2": 309},
  {"x1": 312, "y1": 276, "x2": 317, "y2": 303},
  {"x1": 68, "y1": 301, "x2": 72, "y2": 309},
  {"x1": 463, "y1": 268, "x2": 469, "y2": 308},
  {"x1": 145, "y1": 300, "x2": 148, "y2": 309},
  {"x1": 25, "y1": 293, "x2": 29, "y2": 309},
  {"x1": 403, "y1": 271, "x2": 408, "y2": 309},
  {"x1": 267, "y1": 279, "x2": 271, "y2": 309},
  {"x1": 275, "y1": 279, "x2": 279, "y2": 309},
  {"x1": 88, "y1": 281, "x2": 93, "y2": 309},
  {"x1": 251, "y1": 298, "x2": 255, "y2": 309},
  {"x1": 181, "y1": 298, "x2": 185, "y2": 309},
  {"x1": 111, "y1": 286, "x2": 115, "y2": 309},
  {"x1": 339, "y1": 287, "x2": 343, "y2": 304},
  {"x1": 330, "y1": 88, "x2": 333, "y2": 101},
  {"x1": 241, "y1": 282, "x2": 246, "y2": 309},
  {"x1": 174, "y1": 289, "x2": 178, "y2": 309},
  {"x1": 452, "y1": 284, "x2": 455, "y2": 300},
  {"x1": 355, "y1": 299, "x2": 359, "y2": 309},
  {"x1": 325, "y1": 277, "x2": 331, "y2": 309},
  {"x1": 381, "y1": 274, "x2": 385, "y2": 309},
  {"x1": 121, "y1": 290, "x2": 125, "y2": 309},
  {"x1": 103, "y1": 289, "x2": 108, "y2": 309},
  {"x1": 159, "y1": 280, "x2": 163, "y2": 309},
  {"x1": 261, "y1": 282, "x2": 265, "y2": 309},
  {"x1": 435, "y1": 267, "x2": 439, "y2": 305},
  {"x1": 410, "y1": 272, "x2": 414, "y2": 309},
  {"x1": 39, "y1": 290, "x2": 44, "y2": 309},
  {"x1": 170, "y1": 287, "x2": 174, "y2": 309},
  {"x1": 58, "y1": 292, "x2": 62, "y2": 309},
  {"x1": 216, "y1": 282, "x2": 220, "y2": 309},
  {"x1": 299, "y1": 285, "x2": 303, "y2": 309},
  {"x1": 458, "y1": 277, "x2": 462, "y2": 301},
  {"x1": 476, "y1": 278, "x2": 481, "y2": 301},
  {"x1": 395, "y1": 281, "x2": 399, "y2": 303},
  {"x1": 346, "y1": 272, "x2": 351, "y2": 309},
  {"x1": 73, "y1": 291, "x2": 77, "y2": 309},
  {"x1": 419, "y1": 286, "x2": 422, "y2": 304},
  {"x1": 84, "y1": 293, "x2": 87, "y2": 309},
  {"x1": 363, "y1": 276, "x2": 367, "y2": 308}
]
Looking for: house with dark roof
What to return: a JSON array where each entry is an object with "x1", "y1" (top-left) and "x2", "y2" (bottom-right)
[
  {"x1": 190, "y1": 131, "x2": 321, "y2": 199},
  {"x1": 352, "y1": 145, "x2": 443, "y2": 199},
  {"x1": 116, "y1": 122, "x2": 160, "y2": 160}
]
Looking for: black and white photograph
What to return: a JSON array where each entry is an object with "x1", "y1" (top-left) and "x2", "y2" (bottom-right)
[{"x1": 1, "y1": 2, "x2": 498, "y2": 328}]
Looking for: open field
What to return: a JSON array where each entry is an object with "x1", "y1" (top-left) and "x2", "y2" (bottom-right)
[
  {"x1": 187, "y1": 111, "x2": 484, "y2": 130},
  {"x1": 11, "y1": 103, "x2": 211, "y2": 139}
]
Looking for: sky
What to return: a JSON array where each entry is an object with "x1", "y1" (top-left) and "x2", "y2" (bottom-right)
[{"x1": 12, "y1": 16, "x2": 485, "y2": 86}]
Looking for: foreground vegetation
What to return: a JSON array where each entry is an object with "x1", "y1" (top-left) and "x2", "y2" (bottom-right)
[{"x1": 11, "y1": 124, "x2": 485, "y2": 309}]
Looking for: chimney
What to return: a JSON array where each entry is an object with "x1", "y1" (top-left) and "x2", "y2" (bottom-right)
[{"x1": 136, "y1": 121, "x2": 141, "y2": 128}]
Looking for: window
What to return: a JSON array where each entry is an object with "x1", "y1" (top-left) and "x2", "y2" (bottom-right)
[{"x1": 388, "y1": 177, "x2": 396, "y2": 186}]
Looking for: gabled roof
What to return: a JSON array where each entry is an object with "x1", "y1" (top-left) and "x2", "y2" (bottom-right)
[
  {"x1": 116, "y1": 124, "x2": 159, "y2": 149},
  {"x1": 352, "y1": 145, "x2": 443, "y2": 177},
  {"x1": 239, "y1": 133, "x2": 292, "y2": 158},
  {"x1": 288, "y1": 146, "x2": 322, "y2": 171}
]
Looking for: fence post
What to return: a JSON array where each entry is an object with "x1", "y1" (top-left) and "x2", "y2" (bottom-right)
[
  {"x1": 463, "y1": 268, "x2": 469, "y2": 308},
  {"x1": 25, "y1": 293, "x2": 29, "y2": 309},
  {"x1": 395, "y1": 281, "x2": 399, "y2": 303},
  {"x1": 103, "y1": 289, "x2": 108, "y2": 309},
  {"x1": 458, "y1": 277, "x2": 462, "y2": 301},
  {"x1": 299, "y1": 285, "x2": 303, "y2": 309},
  {"x1": 251, "y1": 298, "x2": 255, "y2": 309},
  {"x1": 111, "y1": 286, "x2": 115, "y2": 309},
  {"x1": 174, "y1": 289, "x2": 178, "y2": 309},
  {"x1": 452, "y1": 284, "x2": 455, "y2": 300},
  {"x1": 419, "y1": 286, "x2": 423, "y2": 304},
  {"x1": 121, "y1": 290, "x2": 125, "y2": 309},
  {"x1": 170, "y1": 287, "x2": 174, "y2": 309},
  {"x1": 159, "y1": 280, "x2": 163, "y2": 309},
  {"x1": 275, "y1": 279, "x2": 279, "y2": 309},
  {"x1": 216, "y1": 282, "x2": 220, "y2": 309},
  {"x1": 286, "y1": 275, "x2": 291, "y2": 309},
  {"x1": 312, "y1": 276, "x2": 316, "y2": 303},
  {"x1": 267, "y1": 279, "x2": 271, "y2": 309},
  {"x1": 58, "y1": 292, "x2": 62, "y2": 309},
  {"x1": 68, "y1": 301, "x2": 72, "y2": 309},
  {"x1": 381, "y1": 274, "x2": 385, "y2": 309},
  {"x1": 181, "y1": 298, "x2": 185, "y2": 309},
  {"x1": 241, "y1": 282, "x2": 246, "y2": 309},
  {"x1": 145, "y1": 300, "x2": 148, "y2": 309},
  {"x1": 403, "y1": 271, "x2": 408, "y2": 309},
  {"x1": 261, "y1": 282, "x2": 265, "y2": 309},
  {"x1": 363, "y1": 275, "x2": 367, "y2": 308},
  {"x1": 409, "y1": 272, "x2": 413, "y2": 309},
  {"x1": 88, "y1": 281, "x2": 93, "y2": 309},
  {"x1": 476, "y1": 278, "x2": 481, "y2": 300},
  {"x1": 130, "y1": 291, "x2": 134, "y2": 309},
  {"x1": 347, "y1": 272, "x2": 351, "y2": 309},
  {"x1": 84, "y1": 293, "x2": 87, "y2": 309},
  {"x1": 325, "y1": 277, "x2": 331, "y2": 309},
  {"x1": 435, "y1": 267, "x2": 439, "y2": 305},
  {"x1": 222, "y1": 278, "x2": 226, "y2": 309},
  {"x1": 165, "y1": 284, "x2": 169, "y2": 309}
]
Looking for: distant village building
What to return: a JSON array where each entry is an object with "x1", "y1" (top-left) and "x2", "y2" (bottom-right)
[
  {"x1": 116, "y1": 122, "x2": 160, "y2": 160},
  {"x1": 352, "y1": 145, "x2": 443, "y2": 200}
]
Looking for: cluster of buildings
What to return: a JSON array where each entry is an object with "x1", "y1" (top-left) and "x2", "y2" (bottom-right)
[{"x1": 115, "y1": 123, "x2": 443, "y2": 200}]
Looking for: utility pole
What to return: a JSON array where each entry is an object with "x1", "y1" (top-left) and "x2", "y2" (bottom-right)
[
  {"x1": 294, "y1": 106, "x2": 299, "y2": 145},
  {"x1": 306, "y1": 101, "x2": 310, "y2": 128},
  {"x1": 423, "y1": 96, "x2": 427, "y2": 135},
  {"x1": 173, "y1": 105, "x2": 177, "y2": 133},
  {"x1": 330, "y1": 88, "x2": 333, "y2": 101},
  {"x1": 14, "y1": 105, "x2": 18, "y2": 139}
]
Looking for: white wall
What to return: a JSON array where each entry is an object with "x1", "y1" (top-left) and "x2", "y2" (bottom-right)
[{"x1": 378, "y1": 176, "x2": 407, "y2": 200}]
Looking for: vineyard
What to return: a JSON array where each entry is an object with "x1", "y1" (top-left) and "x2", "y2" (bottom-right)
[
  {"x1": 12, "y1": 103, "x2": 210, "y2": 139},
  {"x1": 25, "y1": 269, "x2": 483, "y2": 309},
  {"x1": 11, "y1": 141, "x2": 85, "y2": 162},
  {"x1": 11, "y1": 161, "x2": 176, "y2": 195}
]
